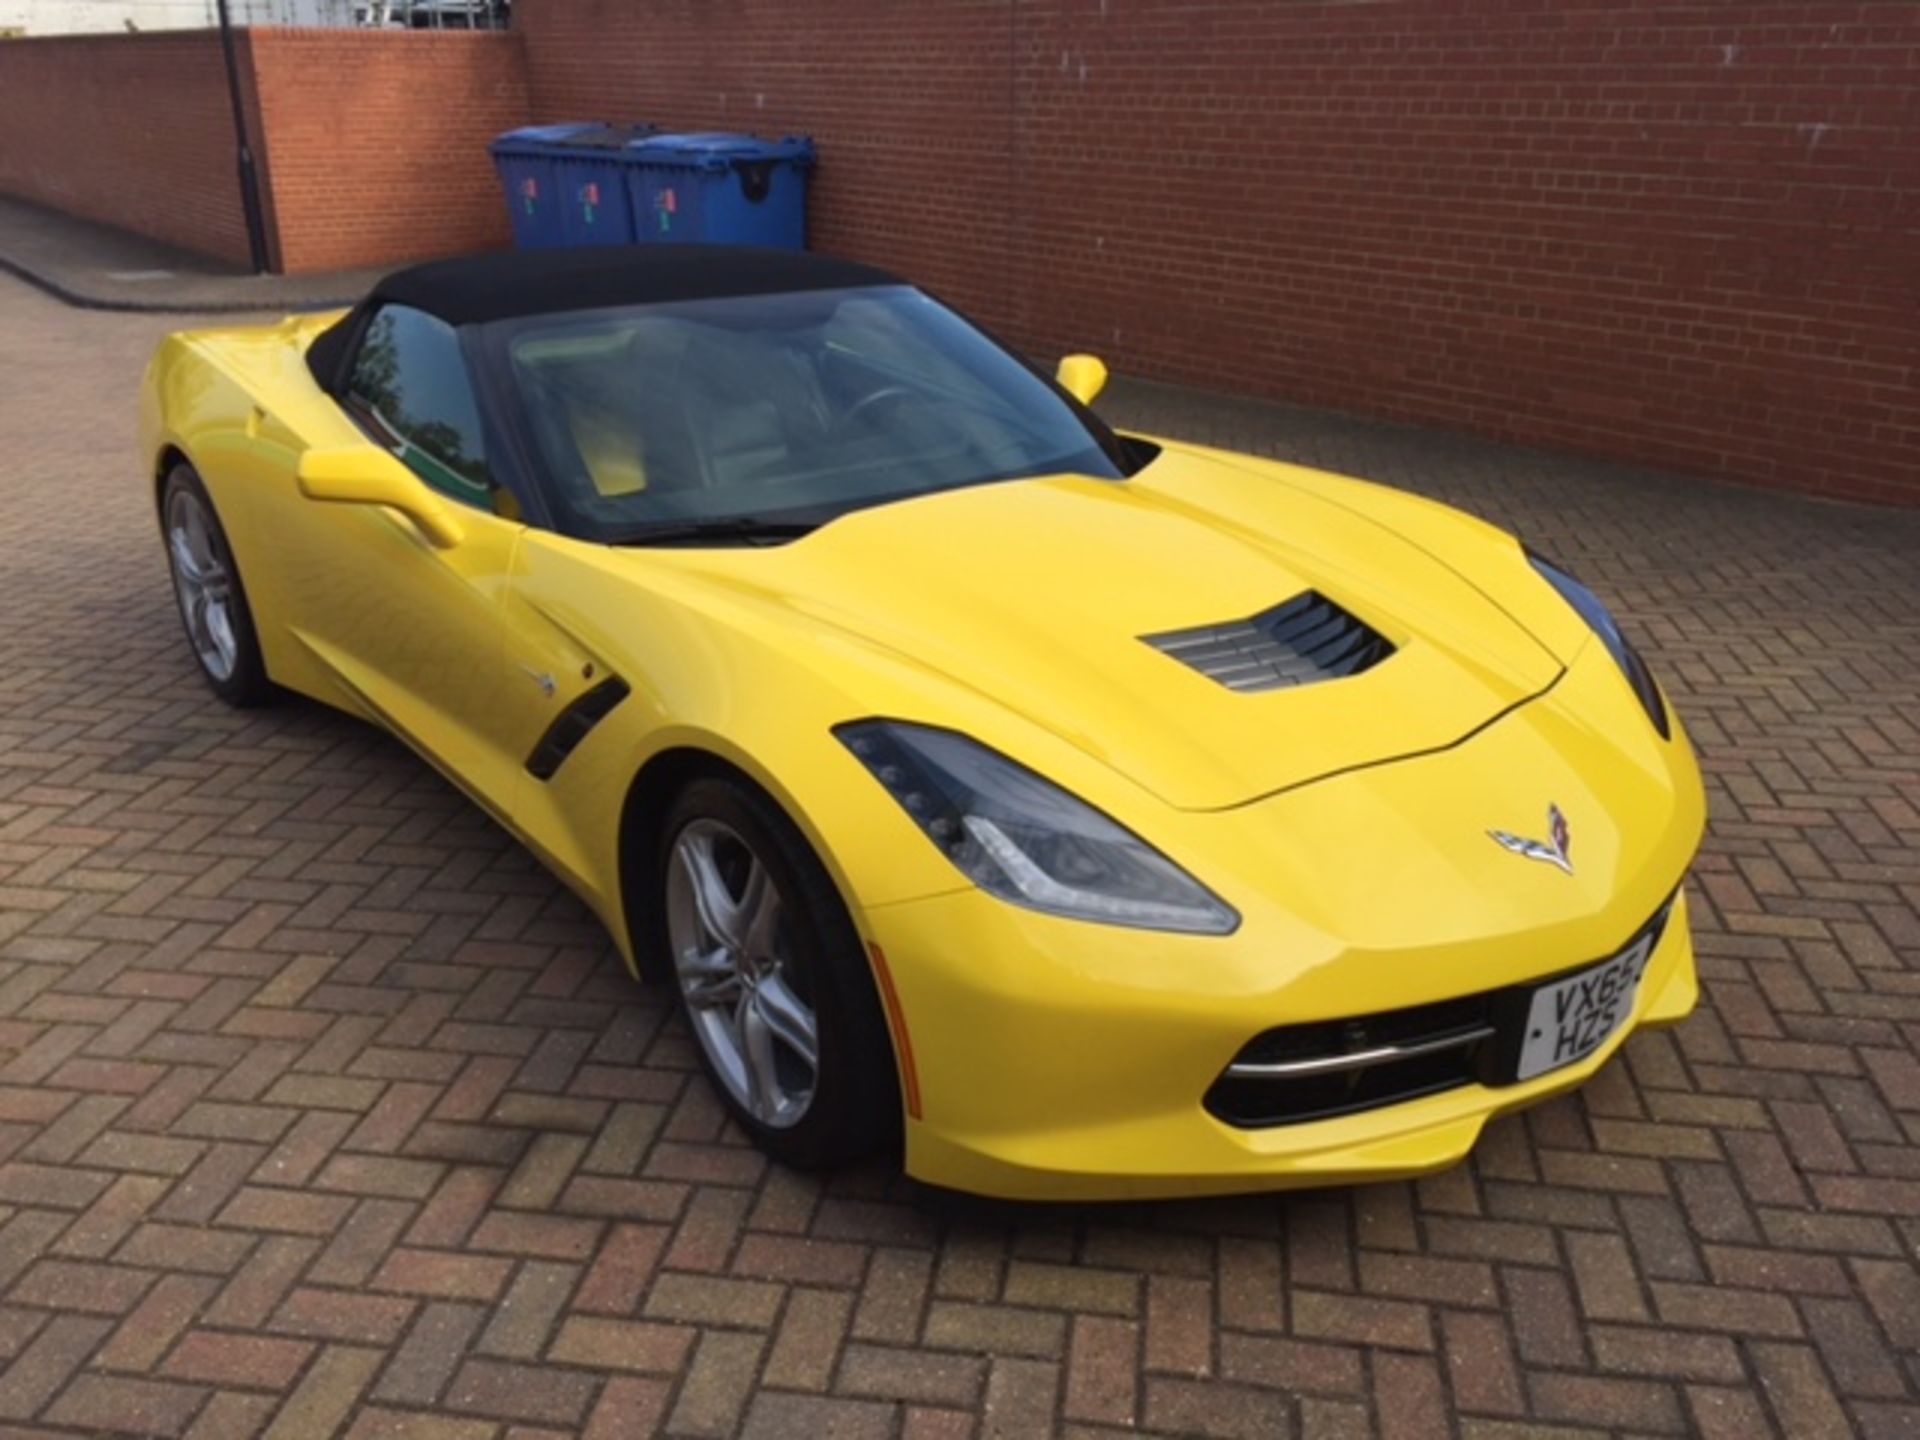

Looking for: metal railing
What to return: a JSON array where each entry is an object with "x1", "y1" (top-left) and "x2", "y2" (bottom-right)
[
  {"x1": 0, "y1": 2, "x2": 510, "y2": 33},
  {"x1": 353, "y1": 0, "x2": 508, "y2": 27}
]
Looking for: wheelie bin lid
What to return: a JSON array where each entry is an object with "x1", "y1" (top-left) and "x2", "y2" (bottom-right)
[
  {"x1": 490, "y1": 123, "x2": 658, "y2": 156},
  {"x1": 624, "y1": 132, "x2": 816, "y2": 171}
]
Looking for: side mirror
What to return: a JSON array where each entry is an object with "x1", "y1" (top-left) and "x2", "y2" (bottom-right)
[
  {"x1": 296, "y1": 446, "x2": 464, "y2": 549},
  {"x1": 1056, "y1": 353, "x2": 1109, "y2": 407}
]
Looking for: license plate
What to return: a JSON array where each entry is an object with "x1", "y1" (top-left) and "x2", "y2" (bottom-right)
[{"x1": 1514, "y1": 932, "x2": 1655, "y2": 1081}]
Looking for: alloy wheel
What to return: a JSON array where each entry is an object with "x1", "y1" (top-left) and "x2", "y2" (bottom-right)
[
  {"x1": 166, "y1": 487, "x2": 239, "y2": 682},
  {"x1": 665, "y1": 817, "x2": 820, "y2": 1128}
]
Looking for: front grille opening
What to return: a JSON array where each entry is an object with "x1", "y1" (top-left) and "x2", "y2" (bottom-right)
[
  {"x1": 1205, "y1": 995, "x2": 1495, "y2": 1128},
  {"x1": 1206, "y1": 1046, "x2": 1481, "y2": 1128},
  {"x1": 1230, "y1": 994, "x2": 1489, "y2": 1068},
  {"x1": 1142, "y1": 590, "x2": 1394, "y2": 694},
  {"x1": 1206, "y1": 899, "x2": 1678, "y2": 1130}
]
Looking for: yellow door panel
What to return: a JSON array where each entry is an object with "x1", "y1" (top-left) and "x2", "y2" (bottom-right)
[{"x1": 277, "y1": 497, "x2": 525, "y2": 804}]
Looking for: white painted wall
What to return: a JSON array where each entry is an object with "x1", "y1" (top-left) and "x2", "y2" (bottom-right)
[{"x1": 0, "y1": 0, "x2": 355, "y2": 32}]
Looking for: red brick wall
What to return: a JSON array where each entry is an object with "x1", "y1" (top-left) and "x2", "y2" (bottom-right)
[
  {"x1": 517, "y1": 0, "x2": 1920, "y2": 506},
  {"x1": 247, "y1": 29, "x2": 528, "y2": 274},
  {"x1": 0, "y1": 8, "x2": 1912, "y2": 503},
  {"x1": 518, "y1": 0, "x2": 1025, "y2": 337},
  {"x1": 0, "y1": 29, "x2": 525, "y2": 277},
  {"x1": 0, "y1": 32, "x2": 259, "y2": 267}
]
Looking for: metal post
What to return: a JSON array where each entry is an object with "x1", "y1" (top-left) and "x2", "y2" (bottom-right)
[{"x1": 215, "y1": 0, "x2": 272, "y2": 274}]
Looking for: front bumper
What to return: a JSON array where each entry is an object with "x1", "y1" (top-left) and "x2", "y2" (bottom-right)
[
  {"x1": 856, "y1": 647, "x2": 1707, "y2": 1201},
  {"x1": 867, "y1": 885, "x2": 1695, "y2": 1201}
]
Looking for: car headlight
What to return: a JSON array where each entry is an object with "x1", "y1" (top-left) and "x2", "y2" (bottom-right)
[
  {"x1": 836, "y1": 721, "x2": 1239, "y2": 935},
  {"x1": 1529, "y1": 553, "x2": 1670, "y2": 739}
]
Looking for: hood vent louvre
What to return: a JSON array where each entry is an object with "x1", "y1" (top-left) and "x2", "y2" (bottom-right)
[{"x1": 1143, "y1": 591, "x2": 1394, "y2": 692}]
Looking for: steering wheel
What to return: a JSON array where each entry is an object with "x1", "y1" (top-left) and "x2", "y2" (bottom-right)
[{"x1": 838, "y1": 384, "x2": 916, "y2": 430}]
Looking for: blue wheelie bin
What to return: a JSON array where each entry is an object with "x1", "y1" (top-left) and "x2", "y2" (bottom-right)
[
  {"x1": 490, "y1": 123, "x2": 656, "y2": 250},
  {"x1": 622, "y1": 133, "x2": 816, "y2": 250}
]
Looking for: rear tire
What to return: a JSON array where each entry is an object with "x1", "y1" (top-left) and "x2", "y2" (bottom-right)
[
  {"x1": 160, "y1": 464, "x2": 272, "y2": 708},
  {"x1": 658, "y1": 775, "x2": 899, "y2": 1169}
]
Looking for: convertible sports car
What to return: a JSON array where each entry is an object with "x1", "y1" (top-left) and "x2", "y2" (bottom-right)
[{"x1": 141, "y1": 246, "x2": 1705, "y2": 1199}]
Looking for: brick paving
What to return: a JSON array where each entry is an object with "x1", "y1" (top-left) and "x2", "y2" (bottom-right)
[{"x1": 0, "y1": 270, "x2": 1915, "y2": 1439}]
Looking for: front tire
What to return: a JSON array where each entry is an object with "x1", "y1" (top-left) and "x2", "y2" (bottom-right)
[
  {"x1": 160, "y1": 464, "x2": 271, "y2": 708},
  {"x1": 658, "y1": 775, "x2": 899, "y2": 1169}
]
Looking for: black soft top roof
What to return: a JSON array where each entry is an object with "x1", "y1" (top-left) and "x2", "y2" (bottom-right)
[
  {"x1": 307, "y1": 244, "x2": 903, "y2": 390},
  {"x1": 372, "y1": 244, "x2": 901, "y2": 325}
]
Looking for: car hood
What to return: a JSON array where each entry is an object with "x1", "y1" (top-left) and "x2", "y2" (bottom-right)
[{"x1": 664, "y1": 445, "x2": 1564, "y2": 811}]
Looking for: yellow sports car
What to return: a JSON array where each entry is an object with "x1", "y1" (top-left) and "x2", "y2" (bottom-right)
[{"x1": 141, "y1": 246, "x2": 1705, "y2": 1199}]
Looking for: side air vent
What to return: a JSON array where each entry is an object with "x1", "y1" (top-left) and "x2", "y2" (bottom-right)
[
  {"x1": 526, "y1": 677, "x2": 631, "y2": 781},
  {"x1": 1142, "y1": 591, "x2": 1394, "y2": 693}
]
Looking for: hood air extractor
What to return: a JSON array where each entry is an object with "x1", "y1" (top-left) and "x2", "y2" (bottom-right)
[{"x1": 1142, "y1": 591, "x2": 1394, "y2": 693}]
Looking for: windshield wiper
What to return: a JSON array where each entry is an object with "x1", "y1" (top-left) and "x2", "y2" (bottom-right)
[{"x1": 612, "y1": 516, "x2": 821, "y2": 547}]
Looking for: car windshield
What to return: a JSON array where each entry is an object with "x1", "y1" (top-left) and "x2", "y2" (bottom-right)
[{"x1": 493, "y1": 284, "x2": 1128, "y2": 542}]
